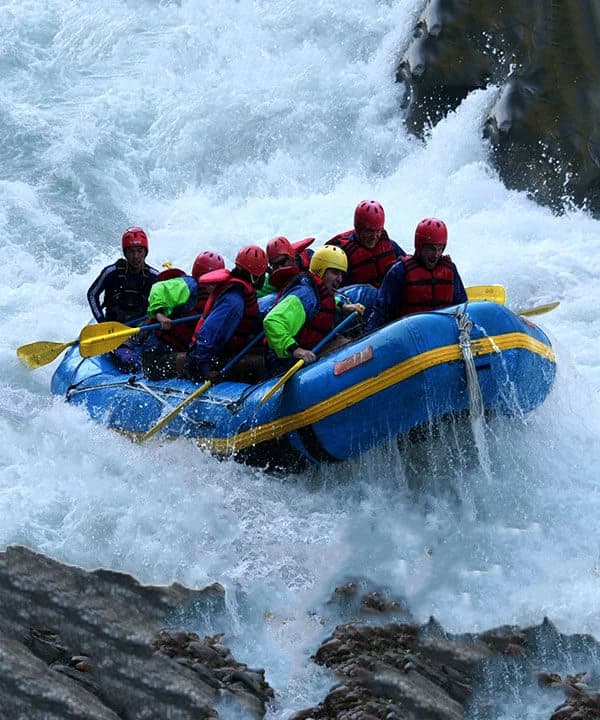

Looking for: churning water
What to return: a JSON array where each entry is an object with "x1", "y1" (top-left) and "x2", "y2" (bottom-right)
[{"x1": 2, "y1": 1, "x2": 600, "y2": 717}]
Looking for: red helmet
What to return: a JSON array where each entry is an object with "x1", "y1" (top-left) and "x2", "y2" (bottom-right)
[
  {"x1": 414, "y1": 218, "x2": 448, "y2": 251},
  {"x1": 235, "y1": 245, "x2": 268, "y2": 276},
  {"x1": 156, "y1": 267, "x2": 186, "y2": 281},
  {"x1": 121, "y1": 227, "x2": 148, "y2": 254},
  {"x1": 191, "y1": 251, "x2": 225, "y2": 280},
  {"x1": 266, "y1": 236, "x2": 293, "y2": 262},
  {"x1": 354, "y1": 200, "x2": 385, "y2": 231}
]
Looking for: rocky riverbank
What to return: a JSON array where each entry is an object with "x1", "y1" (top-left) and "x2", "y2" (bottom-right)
[{"x1": 2, "y1": 545, "x2": 600, "y2": 719}]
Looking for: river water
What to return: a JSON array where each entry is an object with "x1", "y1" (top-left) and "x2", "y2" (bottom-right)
[{"x1": 2, "y1": 1, "x2": 600, "y2": 717}]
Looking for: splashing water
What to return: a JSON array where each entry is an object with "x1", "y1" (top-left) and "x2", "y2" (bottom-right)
[{"x1": 2, "y1": 0, "x2": 600, "y2": 715}]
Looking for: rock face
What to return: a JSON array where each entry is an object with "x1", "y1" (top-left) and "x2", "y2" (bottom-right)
[
  {"x1": 289, "y1": 583, "x2": 600, "y2": 720},
  {"x1": 5, "y1": 547, "x2": 600, "y2": 719},
  {"x1": 0, "y1": 545, "x2": 272, "y2": 719},
  {"x1": 397, "y1": 1, "x2": 600, "y2": 214}
]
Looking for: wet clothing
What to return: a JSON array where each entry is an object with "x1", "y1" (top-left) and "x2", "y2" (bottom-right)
[
  {"x1": 147, "y1": 275, "x2": 207, "y2": 351},
  {"x1": 367, "y1": 254, "x2": 467, "y2": 331},
  {"x1": 263, "y1": 273, "x2": 337, "y2": 360},
  {"x1": 326, "y1": 230, "x2": 405, "y2": 288},
  {"x1": 185, "y1": 278, "x2": 261, "y2": 380},
  {"x1": 141, "y1": 276, "x2": 207, "y2": 380},
  {"x1": 87, "y1": 258, "x2": 159, "y2": 323}
]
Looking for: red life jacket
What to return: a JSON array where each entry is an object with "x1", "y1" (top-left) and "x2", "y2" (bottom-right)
[
  {"x1": 294, "y1": 274, "x2": 337, "y2": 350},
  {"x1": 155, "y1": 291, "x2": 209, "y2": 351},
  {"x1": 296, "y1": 248, "x2": 311, "y2": 271},
  {"x1": 326, "y1": 229, "x2": 398, "y2": 287},
  {"x1": 191, "y1": 276, "x2": 260, "y2": 353},
  {"x1": 398, "y1": 255, "x2": 455, "y2": 316}
]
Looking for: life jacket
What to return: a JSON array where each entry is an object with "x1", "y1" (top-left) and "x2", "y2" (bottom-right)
[
  {"x1": 104, "y1": 259, "x2": 156, "y2": 323},
  {"x1": 191, "y1": 275, "x2": 260, "y2": 353},
  {"x1": 155, "y1": 278, "x2": 209, "y2": 351},
  {"x1": 296, "y1": 248, "x2": 312, "y2": 271},
  {"x1": 326, "y1": 230, "x2": 398, "y2": 288},
  {"x1": 267, "y1": 247, "x2": 313, "y2": 291},
  {"x1": 397, "y1": 255, "x2": 455, "y2": 316},
  {"x1": 287, "y1": 273, "x2": 337, "y2": 350}
]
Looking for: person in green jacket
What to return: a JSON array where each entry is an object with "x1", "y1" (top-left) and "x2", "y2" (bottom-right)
[
  {"x1": 263, "y1": 245, "x2": 364, "y2": 375},
  {"x1": 141, "y1": 251, "x2": 225, "y2": 379}
]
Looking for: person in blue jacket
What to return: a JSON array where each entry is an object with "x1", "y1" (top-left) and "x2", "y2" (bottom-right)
[
  {"x1": 184, "y1": 245, "x2": 269, "y2": 384},
  {"x1": 367, "y1": 217, "x2": 467, "y2": 331}
]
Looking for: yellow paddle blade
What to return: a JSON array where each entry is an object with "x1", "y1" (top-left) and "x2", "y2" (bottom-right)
[
  {"x1": 466, "y1": 285, "x2": 507, "y2": 304},
  {"x1": 17, "y1": 340, "x2": 77, "y2": 369},
  {"x1": 78, "y1": 322, "x2": 141, "y2": 358},
  {"x1": 259, "y1": 358, "x2": 305, "y2": 406},
  {"x1": 517, "y1": 300, "x2": 560, "y2": 317},
  {"x1": 139, "y1": 380, "x2": 212, "y2": 442}
]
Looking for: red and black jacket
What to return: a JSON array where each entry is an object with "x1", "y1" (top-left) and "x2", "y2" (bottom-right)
[
  {"x1": 326, "y1": 230, "x2": 399, "y2": 287},
  {"x1": 398, "y1": 255, "x2": 455, "y2": 316},
  {"x1": 292, "y1": 274, "x2": 337, "y2": 350}
]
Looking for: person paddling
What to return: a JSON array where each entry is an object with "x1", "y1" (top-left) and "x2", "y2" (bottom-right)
[
  {"x1": 141, "y1": 251, "x2": 225, "y2": 379},
  {"x1": 326, "y1": 200, "x2": 405, "y2": 288},
  {"x1": 86, "y1": 227, "x2": 159, "y2": 372},
  {"x1": 367, "y1": 217, "x2": 467, "y2": 330},
  {"x1": 257, "y1": 235, "x2": 315, "y2": 297},
  {"x1": 184, "y1": 245, "x2": 269, "y2": 384},
  {"x1": 263, "y1": 245, "x2": 364, "y2": 375}
]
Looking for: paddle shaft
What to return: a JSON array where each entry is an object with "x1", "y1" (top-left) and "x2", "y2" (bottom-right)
[{"x1": 139, "y1": 330, "x2": 266, "y2": 442}]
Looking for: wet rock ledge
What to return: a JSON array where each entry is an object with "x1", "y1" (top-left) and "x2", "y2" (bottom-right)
[
  {"x1": 3, "y1": 546, "x2": 600, "y2": 719},
  {"x1": 397, "y1": 2, "x2": 600, "y2": 214},
  {"x1": 0, "y1": 545, "x2": 272, "y2": 719}
]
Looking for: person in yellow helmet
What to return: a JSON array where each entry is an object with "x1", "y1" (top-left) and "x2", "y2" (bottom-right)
[{"x1": 263, "y1": 245, "x2": 364, "y2": 374}]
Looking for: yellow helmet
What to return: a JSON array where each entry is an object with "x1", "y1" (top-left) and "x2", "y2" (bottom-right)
[{"x1": 309, "y1": 245, "x2": 348, "y2": 278}]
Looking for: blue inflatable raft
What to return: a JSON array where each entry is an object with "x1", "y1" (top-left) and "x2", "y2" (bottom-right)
[{"x1": 51, "y1": 300, "x2": 556, "y2": 469}]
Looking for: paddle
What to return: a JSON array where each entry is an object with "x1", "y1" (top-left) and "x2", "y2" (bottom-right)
[
  {"x1": 17, "y1": 339, "x2": 80, "y2": 369},
  {"x1": 259, "y1": 310, "x2": 360, "y2": 406},
  {"x1": 517, "y1": 300, "x2": 560, "y2": 317},
  {"x1": 466, "y1": 285, "x2": 507, "y2": 304},
  {"x1": 17, "y1": 313, "x2": 150, "y2": 369},
  {"x1": 139, "y1": 330, "x2": 266, "y2": 442},
  {"x1": 78, "y1": 315, "x2": 203, "y2": 358},
  {"x1": 466, "y1": 285, "x2": 559, "y2": 317}
]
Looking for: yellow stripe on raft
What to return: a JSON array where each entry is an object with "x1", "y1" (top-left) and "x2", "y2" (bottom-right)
[{"x1": 198, "y1": 332, "x2": 556, "y2": 455}]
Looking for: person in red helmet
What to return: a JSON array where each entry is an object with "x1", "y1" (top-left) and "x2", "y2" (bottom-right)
[
  {"x1": 86, "y1": 227, "x2": 159, "y2": 372},
  {"x1": 257, "y1": 235, "x2": 315, "y2": 297},
  {"x1": 184, "y1": 245, "x2": 269, "y2": 383},
  {"x1": 367, "y1": 217, "x2": 467, "y2": 330},
  {"x1": 325, "y1": 200, "x2": 406, "y2": 288},
  {"x1": 141, "y1": 251, "x2": 225, "y2": 379},
  {"x1": 87, "y1": 227, "x2": 159, "y2": 323}
]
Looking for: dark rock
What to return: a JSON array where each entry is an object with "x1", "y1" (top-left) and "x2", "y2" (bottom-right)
[
  {"x1": 296, "y1": 610, "x2": 600, "y2": 720},
  {"x1": 397, "y1": 2, "x2": 600, "y2": 215},
  {"x1": 0, "y1": 544, "x2": 270, "y2": 719}
]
